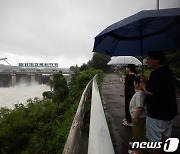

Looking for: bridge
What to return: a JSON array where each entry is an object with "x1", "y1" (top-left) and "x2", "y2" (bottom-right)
[
  {"x1": 0, "y1": 65, "x2": 72, "y2": 87},
  {"x1": 62, "y1": 73, "x2": 180, "y2": 154}
]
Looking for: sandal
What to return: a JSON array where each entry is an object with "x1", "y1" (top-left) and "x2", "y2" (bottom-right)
[
  {"x1": 122, "y1": 121, "x2": 133, "y2": 127},
  {"x1": 128, "y1": 149, "x2": 135, "y2": 154}
]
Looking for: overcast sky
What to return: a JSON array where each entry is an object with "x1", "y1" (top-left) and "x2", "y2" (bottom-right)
[{"x1": 0, "y1": 0, "x2": 180, "y2": 68}]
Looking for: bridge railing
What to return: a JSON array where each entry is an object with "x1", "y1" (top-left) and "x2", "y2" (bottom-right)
[{"x1": 63, "y1": 74, "x2": 114, "y2": 154}]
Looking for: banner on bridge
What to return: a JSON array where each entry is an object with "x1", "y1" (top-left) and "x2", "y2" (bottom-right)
[{"x1": 19, "y1": 63, "x2": 58, "y2": 68}]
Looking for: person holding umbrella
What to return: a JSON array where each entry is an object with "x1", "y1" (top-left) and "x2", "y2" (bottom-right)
[
  {"x1": 92, "y1": 7, "x2": 180, "y2": 153},
  {"x1": 122, "y1": 64, "x2": 136, "y2": 126},
  {"x1": 142, "y1": 50, "x2": 178, "y2": 154}
]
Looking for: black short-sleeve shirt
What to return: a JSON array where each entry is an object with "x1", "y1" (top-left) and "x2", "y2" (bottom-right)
[
  {"x1": 145, "y1": 66, "x2": 178, "y2": 120},
  {"x1": 125, "y1": 74, "x2": 136, "y2": 102}
]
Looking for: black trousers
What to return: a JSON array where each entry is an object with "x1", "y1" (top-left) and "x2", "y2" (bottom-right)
[{"x1": 125, "y1": 91, "x2": 134, "y2": 123}]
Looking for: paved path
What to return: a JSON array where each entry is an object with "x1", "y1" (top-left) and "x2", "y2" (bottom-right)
[{"x1": 101, "y1": 73, "x2": 180, "y2": 154}]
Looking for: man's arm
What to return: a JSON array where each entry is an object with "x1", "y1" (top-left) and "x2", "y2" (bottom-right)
[{"x1": 140, "y1": 76, "x2": 153, "y2": 96}]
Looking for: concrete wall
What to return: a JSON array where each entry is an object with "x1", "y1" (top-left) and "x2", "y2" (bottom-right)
[
  {"x1": 63, "y1": 75, "x2": 115, "y2": 154},
  {"x1": 63, "y1": 79, "x2": 92, "y2": 154},
  {"x1": 88, "y1": 75, "x2": 115, "y2": 154}
]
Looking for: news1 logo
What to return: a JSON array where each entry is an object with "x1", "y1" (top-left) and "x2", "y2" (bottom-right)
[
  {"x1": 163, "y1": 138, "x2": 179, "y2": 152},
  {"x1": 131, "y1": 138, "x2": 179, "y2": 152}
]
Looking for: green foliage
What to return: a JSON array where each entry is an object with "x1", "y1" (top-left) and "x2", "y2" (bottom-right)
[
  {"x1": 0, "y1": 88, "x2": 82, "y2": 154},
  {"x1": 142, "y1": 69, "x2": 151, "y2": 77},
  {"x1": 0, "y1": 103, "x2": 34, "y2": 153},
  {"x1": 43, "y1": 91, "x2": 53, "y2": 99},
  {"x1": 51, "y1": 71, "x2": 69, "y2": 103},
  {"x1": 165, "y1": 50, "x2": 180, "y2": 91},
  {"x1": 80, "y1": 63, "x2": 91, "y2": 71},
  {"x1": 166, "y1": 51, "x2": 180, "y2": 67},
  {"x1": 88, "y1": 53, "x2": 111, "y2": 72},
  {"x1": 76, "y1": 69, "x2": 103, "y2": 88}
]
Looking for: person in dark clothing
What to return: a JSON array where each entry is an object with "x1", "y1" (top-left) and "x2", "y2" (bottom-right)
[
  {"x1": 122, "y1": 64, "x2": 136, "y2": 127},
  {"x1": 142, "y1": 51, "x2": 178, "y2": 154}
]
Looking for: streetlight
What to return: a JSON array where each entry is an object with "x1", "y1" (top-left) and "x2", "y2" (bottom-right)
[
  {"x1": 0, "y1": 58, "x2": 7, "y2": 60},
  {"x1": 0, "y1": 57, "x2": 11, "y2": 66}
]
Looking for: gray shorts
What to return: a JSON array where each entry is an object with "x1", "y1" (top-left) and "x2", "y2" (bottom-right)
[{"x1": 146, "y1": 116, "x2": 172, "y2": 142}]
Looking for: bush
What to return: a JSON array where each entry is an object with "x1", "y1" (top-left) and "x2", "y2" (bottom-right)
[
  {"x1": 76, "y1": 69, "x2": 103, "y2": 88},
  {"x1": 43, "y1": 91, "x2": 53, "y2": 99}
]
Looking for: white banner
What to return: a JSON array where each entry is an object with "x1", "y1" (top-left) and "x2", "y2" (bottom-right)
[{"x1": 19, "y1": 63, "x2": 58, "y2": 67}]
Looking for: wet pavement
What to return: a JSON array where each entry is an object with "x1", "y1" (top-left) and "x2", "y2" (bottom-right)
[{"x1": 101, "y1": 73, "x2": 180, "y2": 154}]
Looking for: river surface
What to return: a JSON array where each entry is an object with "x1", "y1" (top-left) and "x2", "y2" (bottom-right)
[{"x1": 0, "y1": 83, "x2": 50, "y2": 109}]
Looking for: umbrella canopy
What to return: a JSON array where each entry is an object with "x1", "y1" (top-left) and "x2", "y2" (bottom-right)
[
  {"x1": 107, "y1": 56, "x2": 141, "y2": 65},
  {"x1": 93, "y1": 8, "x2": 180, "y2": 57}
]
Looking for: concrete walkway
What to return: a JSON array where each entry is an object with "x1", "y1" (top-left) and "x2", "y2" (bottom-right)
[{"x1": 101, "y1": 73, "x2": 180, "y2": 154}]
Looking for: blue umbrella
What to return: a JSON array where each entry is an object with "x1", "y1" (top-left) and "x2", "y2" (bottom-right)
[{"x1": 93, "y1": 8, "x2": 180, "y2": 58}]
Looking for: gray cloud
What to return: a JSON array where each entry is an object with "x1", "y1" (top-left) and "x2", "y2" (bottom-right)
[{"x1": 0, "y1": 0, "x2": 180, "y2": 67}]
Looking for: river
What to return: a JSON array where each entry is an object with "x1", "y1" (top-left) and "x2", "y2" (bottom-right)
[{"x1": 0, "y1": 83, "x2": 50, "y2": 109}]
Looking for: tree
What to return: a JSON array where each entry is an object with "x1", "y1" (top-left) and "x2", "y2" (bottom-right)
[
  {"x1": 80, "y1": 63, "x2": 89, "y2": 71},
  {"x1": 89, "y1": 53, "x2": 110, "y2": 72},
  {"x1": 70, "y1": 64, "x2": 79, "y2": 72},
  {"x1": 43, "y1": 91, "x2": 53, "y2": 99},
  {"x1": 52, "y1": 71, "x2": 69, "y2": 103}
]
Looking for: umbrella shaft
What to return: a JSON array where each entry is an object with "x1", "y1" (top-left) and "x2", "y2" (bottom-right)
[
  {"x1": 157, "y1": 0, "x2": 159, "y2": 10},
  {"x1": 140, "y1": 21, "x2": 144, "y2": 74}
]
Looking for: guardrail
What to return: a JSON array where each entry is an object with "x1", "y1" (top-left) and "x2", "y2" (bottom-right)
[
  {"x1": 63, "y1": 75, "x2": 114, "y2": 154},
  {"x1": 88, "y1": 75, "x2": 114, "y2": 154},
  {"x1": 63, "y1": 79, "x2": 92, "y2": 154}
]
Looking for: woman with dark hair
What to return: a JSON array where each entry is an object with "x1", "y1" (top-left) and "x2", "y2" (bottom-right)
[{"x1": 122, "y1": 64, "x2": 136, "y2": 126}]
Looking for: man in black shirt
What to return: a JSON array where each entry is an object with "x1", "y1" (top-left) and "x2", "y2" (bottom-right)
[{"x1": 142, "y1": 51, "x2": 178, "y2": 154}]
